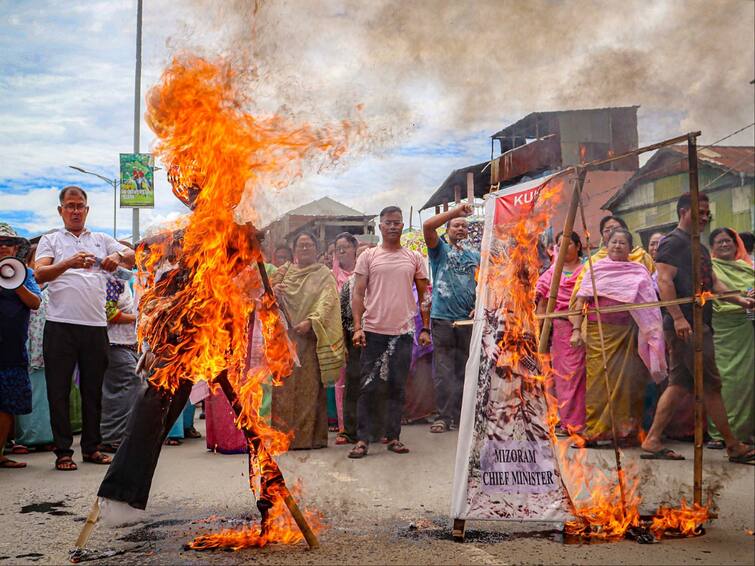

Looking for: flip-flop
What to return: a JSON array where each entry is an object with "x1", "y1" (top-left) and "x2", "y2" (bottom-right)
[
  {"x1": 10, "y1": 444, "x2": 29, "y2": 455},
  {"x1": 728, "y1": 448, "x2": 755, "y2": 465},
  {"x1": 430, "y1": 421, "x2": 449, "y2": 433},
  {"x1": 0, "y1": 458, "x2": 27, "y2": 469},
  {"x1": 706, "y1": 440, "x2": 725, "y2": 450},
  {"x1": 82, "y1": 451, "x2": 112, "y2": 465},
  {"x1": 640, "y1": 448, "x2": 685, "y2": 460},
  {"x1": 55, "y1": 456, "x2": 78, "y2": 471},
  {"x1": 348, "y1": 443, "x2": 368, "y2": 459},
  {"x1": 335, "y1": 434, "x2": 355, "y2": 445},
  {"x1": 387, "y1": 440, "x2": 410, "y2": 454}
]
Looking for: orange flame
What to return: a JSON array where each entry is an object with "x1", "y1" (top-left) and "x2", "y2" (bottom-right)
[
  {"x1": 138, "y1": 54, "x2": 357, "y2": 548},
  {"x1": 650, "y1": 498, "x2": 709, "y2": 539}
]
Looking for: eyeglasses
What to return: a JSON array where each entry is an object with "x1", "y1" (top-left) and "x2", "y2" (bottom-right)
[{"x1": 61, "y1": 203, "x2": 88, "y2": 212}]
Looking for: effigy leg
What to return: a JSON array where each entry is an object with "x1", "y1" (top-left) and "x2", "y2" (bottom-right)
[
  {"x1": 214, "y1": 370, "x2": 320, "y2": 549},
  {"x1": 97, "y1": 379, "x2": 193, "y2": 509}
]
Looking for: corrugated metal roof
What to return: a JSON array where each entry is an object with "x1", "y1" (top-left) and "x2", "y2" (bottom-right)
[
  {"x1": 286, "y1": 196, "x2": 367, "y2": 217},
  {"x1": 670, "y1": 145, "x2": 755, "y2": 176},
  {"x1": 602, "y1": 144, "x2": 754, "y2": 210},
  {"x1": 491, "y1": 106, "x2": 640, "y2": 139}
]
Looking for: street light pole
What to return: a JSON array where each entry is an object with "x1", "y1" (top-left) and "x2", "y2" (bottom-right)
[
  {"x1": 132, "y1": 0, "x2": 143, "y2": 244},
  {"x1": 69, "y1": 166, "x2": 119, "y2": 238}
]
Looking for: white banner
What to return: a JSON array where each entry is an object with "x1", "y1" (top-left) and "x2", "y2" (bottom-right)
[{"x1": 451, "y1": 174, "x2": 574, "y2": 523}]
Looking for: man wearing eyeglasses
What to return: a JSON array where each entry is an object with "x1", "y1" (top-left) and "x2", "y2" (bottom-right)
[{"x1": 34, "y1": 186, "x2": 135, "y2": 471}]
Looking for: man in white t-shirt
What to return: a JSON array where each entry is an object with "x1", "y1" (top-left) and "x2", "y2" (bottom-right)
[
  {"x1": 348, "y1": 206, "x2": 430, "y2": 459},
  {"x1": 35, "y1": 186, "x2": 135, "y2": 471}
]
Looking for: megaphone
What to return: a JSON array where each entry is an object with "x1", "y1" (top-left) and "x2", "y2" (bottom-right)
[{"x1": 0, "y1": 256, "x2": 26, "y2": 290}]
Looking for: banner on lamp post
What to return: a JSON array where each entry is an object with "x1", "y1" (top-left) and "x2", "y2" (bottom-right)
[{"x1": 119, "y1": 153, "x2": 155, "y2": 208}]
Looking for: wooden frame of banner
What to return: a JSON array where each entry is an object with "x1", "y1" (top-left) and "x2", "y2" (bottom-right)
[
  {"x1": 453, "y1": 131, "x2": 704, "y2": 543},
  {"x1": 536, "y1": 131, "x2": 706, "y2": 513}
]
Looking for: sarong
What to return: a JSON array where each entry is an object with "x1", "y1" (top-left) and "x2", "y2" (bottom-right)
[
  {"x1": 584, "y1": 321, "x2": 647, "y2": 440},
  {"x1": 271, "y1": 331, "x2": 328, "y2": 450}
]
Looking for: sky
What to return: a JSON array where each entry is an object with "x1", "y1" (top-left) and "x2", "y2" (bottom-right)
[{"x1": 1, "y1": 0, "x2": 753, "y2": 241}]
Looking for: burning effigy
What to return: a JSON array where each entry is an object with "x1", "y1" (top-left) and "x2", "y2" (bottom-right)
[{"x1": 72, "y1": 54, "x2": 359, "y2": 556}]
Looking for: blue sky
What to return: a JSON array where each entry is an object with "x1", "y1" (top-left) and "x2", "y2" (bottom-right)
[{"x1": 1, "y1": 0, "x2": 753, "y2": 241}]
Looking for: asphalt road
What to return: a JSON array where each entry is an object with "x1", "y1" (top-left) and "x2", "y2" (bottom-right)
[{"x1": 2, "y1": 420, "x2": 753, "y2": 565}]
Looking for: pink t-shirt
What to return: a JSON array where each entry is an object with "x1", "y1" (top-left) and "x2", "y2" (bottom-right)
[{"x1": 355, "y1": 246, "x2": 428, "y2": 335}]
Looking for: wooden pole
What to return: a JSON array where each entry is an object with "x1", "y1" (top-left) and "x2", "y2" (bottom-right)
[
  {"x1": 466, "y1": 172, "x2": 475, "y2": 204},
  {"x1": 454, "y1": 184, "x2": 461, "y2": 205},
  {"x1": 537, "y1": 170, "x2": 586, "y2": 354},
  {"x1": 73, "y1": 497, "x2": 100, "y2": 552},
  {"x1": 409, "y1": 206, "x2": 413, "y2": 230},
  {"x1": 576, "y1": 180, "x2": 628, "y2": 517},
  {"x1": 687, "y1": 133, "x2": 705, "y2": 506}
]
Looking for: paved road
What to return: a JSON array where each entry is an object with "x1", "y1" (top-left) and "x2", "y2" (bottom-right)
[{"x1": 2, "y1": 420, "x2": 753, "y2": 565}]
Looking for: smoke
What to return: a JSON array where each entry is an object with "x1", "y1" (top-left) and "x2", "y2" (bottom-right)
[
  {"x1": 143, "y1": 0, "x2": 753, "y2": 220},
  {"x1": 161, "y1": 0, "x2": 754, "y2": 145}
]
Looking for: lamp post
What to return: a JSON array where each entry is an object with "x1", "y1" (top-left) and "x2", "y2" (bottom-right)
[{"x1": 69, "y1": 165, "x2": 119, "y2": 238}]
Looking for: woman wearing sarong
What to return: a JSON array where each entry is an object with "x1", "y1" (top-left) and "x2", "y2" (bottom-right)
[
  {"x1": 535, "y1": 231, "x2": 586, "y2": 436},
  {"x1": 271, "y1": 231, "x2": 344, "y2": 449},
  {"x1": 570, "y1": 228, "x2": 666, "y2": 445},
  {"x1": 707, "y1": 227, "x2": 754, "y2": 446}
]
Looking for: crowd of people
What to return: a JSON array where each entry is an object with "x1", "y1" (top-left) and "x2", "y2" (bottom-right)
[{"x1": 1, "y1": 187, "x2": 753, "y2": 472}]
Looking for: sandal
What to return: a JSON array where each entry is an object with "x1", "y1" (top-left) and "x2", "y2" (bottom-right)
[
  {"x1": 430, "y1": 421, "x2": 449, "y2": 433},
  {"x1": 706, "y1": 440, "x2": 725, "y2": 450},
  {"x1": 387, "y1": 440, "x2": 410, "y2": 454},
  {"x1": 55, "y1": 456, "x2": 78, "y2": 471},
  {"x1": 335, "y1": 433, "x2": 355, "y2": 445},
  {"x1": 165, "y1": 438, "x2": 182, "y2": 446},
  {"x1": 0, "y1": 458, "x2": 27, "y2": 469},
  {"x1": 82, "y1": 451, "x2": 112, "y2": 465},
  {"x1": 728, "y1": 448, "x2": 755, "y2": 465},
  {"x1": 98, "y1": 442, "x2": 120, "y2": 454},
  {"x1": 10, "y1": 444, "x2": 29, "y2": 455},
  {"x1": 348, "y1": 442, "x2": 368, "y2": 459},
  {"x1": 184, "y1": 427, "x2": 202, "y2": 439},
  {"x1": 640, "y1": 448, "x2": 685, "y2": 460}
]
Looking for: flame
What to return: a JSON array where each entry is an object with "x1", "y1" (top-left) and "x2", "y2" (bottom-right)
[
  {"x1": 650, "y1": 498, "x2": 709, "y2": 539},
  {"x1": 189, "y1": 484, "x2": 325, "y2": 550},
  {"x1": 490, "y1": 173, "x2": 710, "y2": 541},
  {"x1": 138, "y1": 54, "x2": 357, "y2": 548}
]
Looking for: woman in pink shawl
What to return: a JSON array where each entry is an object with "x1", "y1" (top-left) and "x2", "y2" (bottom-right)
[
  {"x1": 569, "y1": 228, "x2": 666, "y2": 446},
  {"x1": 535, "y1": 231, "x2": 586, "y2": 436},
  {"x1": 331, "y1": 232, "x2": 359, "y2": 438}
]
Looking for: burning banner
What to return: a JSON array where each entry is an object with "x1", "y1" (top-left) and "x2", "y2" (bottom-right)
[{"x1": 451, "y1": 173, "x2": 575, "y2": 523}]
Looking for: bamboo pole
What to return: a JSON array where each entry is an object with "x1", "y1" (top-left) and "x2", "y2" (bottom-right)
[
  {"x1": 72, "y1": 497, "x2": 101, "y2": 553},
  {"x1": 575, "y1": 183, "x2": 628, "y2": 517},
  {"x1": 534, "y1": 290, "x2": 743, "y2": 319},
  {"x1": 687, "y1": 134, "x2": 705, "y2": 506},
  {"x1": 537, "y1": 171, "x2": 586, "y2": 354}
]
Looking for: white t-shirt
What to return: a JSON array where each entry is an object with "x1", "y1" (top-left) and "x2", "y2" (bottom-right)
[{"x1": 36, "y1": 228, "x2": 127, "y2": 327}]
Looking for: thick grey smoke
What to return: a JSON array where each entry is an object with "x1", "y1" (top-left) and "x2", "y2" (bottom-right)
[{"x1": 162, "y1": 0, "x2": 754, "y2": 147}]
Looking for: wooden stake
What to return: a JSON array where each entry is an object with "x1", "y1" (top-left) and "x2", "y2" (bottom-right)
[
  {"x1": 452, "y1": 518, "x2": 466, "y2": 542},
  {"x1": 466, "y1": 172, "x2": 475, "y2": 204},
  {"x1": 575, "y1": 177, "x2": 628, "y2": 518},
  {"x1": 687, "y1": 134, "x2": 705, "y2": 506},
  {"x1": 73, "y1": 497, "x2": 100, "y2": 551}
]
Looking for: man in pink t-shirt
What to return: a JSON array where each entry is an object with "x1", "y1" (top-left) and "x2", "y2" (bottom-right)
[{"x1": 348, "y1": 206, "x2": 430, "y2": 459}]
